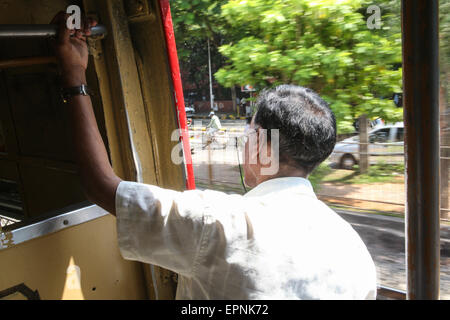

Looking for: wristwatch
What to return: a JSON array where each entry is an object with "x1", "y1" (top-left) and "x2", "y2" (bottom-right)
[{"x1": 61, "y1": 84, "x2": 91, "y2": 103}]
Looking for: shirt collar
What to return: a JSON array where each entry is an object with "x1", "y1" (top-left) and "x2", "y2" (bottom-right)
[{"x1": 243, "y1": 177, "x2": 316, "y2": 198}]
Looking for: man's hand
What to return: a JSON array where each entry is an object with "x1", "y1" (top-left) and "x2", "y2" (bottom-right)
[{"x1": 50, "y1": 11, "x2": 97, "y2": 87}]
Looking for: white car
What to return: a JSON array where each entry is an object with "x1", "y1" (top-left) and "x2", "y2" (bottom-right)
[
  {"x1": 185, "y1": 105, "x2": 195, "y2": 115},
  {"x1": 329, "y1": 123, "x2": 404, "y2": 169}
]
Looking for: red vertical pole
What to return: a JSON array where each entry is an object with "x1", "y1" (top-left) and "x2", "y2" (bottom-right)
[{"x1": 159, "y1": 0, "x2": 196, "y2": 190}]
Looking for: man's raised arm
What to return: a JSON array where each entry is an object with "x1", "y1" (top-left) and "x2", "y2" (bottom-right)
[{"x1": 52, "y1": 12, "x2": 121, "y2": 215}]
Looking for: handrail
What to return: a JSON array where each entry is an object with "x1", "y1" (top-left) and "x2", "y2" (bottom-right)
[
  {"x1": 0, "y1": 203, "x2": 109, "y2": 250},
  {"x1": 377, "y1": 286, "x2": 407, "y2": 300},
  {"x1": 0, "y1": 24, "x2": 107, "y2": 38}
]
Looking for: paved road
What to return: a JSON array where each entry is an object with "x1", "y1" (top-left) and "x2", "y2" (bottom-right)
[{"x1": 335, "y1": 209, "x2": 450, "y2": 299}]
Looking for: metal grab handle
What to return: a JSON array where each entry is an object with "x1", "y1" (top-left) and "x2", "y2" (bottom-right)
[{"x1": 0, "y1": 24, "x2": 107, "y2": 38}]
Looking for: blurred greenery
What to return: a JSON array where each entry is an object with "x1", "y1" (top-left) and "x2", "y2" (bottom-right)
[
  {"x1": 308, "y1": 162, "x2": 333, "y2": 191},
  {"x1": 348, "y1": 162, "x2": 405, "y2": 184},
  {"x1": 214, "y1": 0, "x2": 403, "y2": 133},
  {"x1": 172, "y1": 1, "x2": 449, "y2": 133},
  {"x1": 309, "y1": 161, "x2": 405, "y2": 190},
  {"x1": 171, "y1": 0, "x2": 230, "y2": 94}
]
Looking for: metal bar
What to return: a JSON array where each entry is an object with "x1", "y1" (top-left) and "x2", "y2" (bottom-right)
[
  {"x1": 0, "y1": 202, "x2": 108, "y2": 250},
  {"x1": 377, "y1": 286, "x2": 407, "y2": 300},
  {"x1": 0, "y1": 24, "x2": 107, "y2": 38},
  {"x1": 0, "y1": 56, "x2": 57, "y2": 69},
  {"x1": 402, "y1": 0, "x2": 440, "y2": 299}
]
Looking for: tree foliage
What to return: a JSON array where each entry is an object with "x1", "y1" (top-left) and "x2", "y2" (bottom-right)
[
  {"x1": 171, "y1": 0, "x2": 405, "y2": 133},
  {"x1": 171, "y1": 0, "x2": 229, "y2": 94},
  {"x1": 214, "y1": 0, "x2": 403, "y2": 132}
]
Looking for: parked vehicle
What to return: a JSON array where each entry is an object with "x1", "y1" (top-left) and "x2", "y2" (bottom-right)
[
  {"x1": 329, "y1": 122, "x2": 404, "y2": 169},
  {"x1": 185, "y1": 105, "x2": 195, "y2": 116}
]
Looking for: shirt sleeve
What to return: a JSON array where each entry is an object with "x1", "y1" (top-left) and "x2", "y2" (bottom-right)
[{"x1": 115, "y1": 181, "x2": 210, "y2": 277}]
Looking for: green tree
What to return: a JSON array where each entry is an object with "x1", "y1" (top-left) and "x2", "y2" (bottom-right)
[
  {"x1": 215, "y1": 0, "x2": 403, "y2": 133},
  {"x1": 171, "y1": 0, "x2": 229, "y2": 95}
]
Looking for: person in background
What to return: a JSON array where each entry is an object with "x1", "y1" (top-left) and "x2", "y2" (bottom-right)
[
  {"x1": 246, "y1": 104, "x2": 251, "y2": 117},
  {"x1": 203, "y1": 111, "x2": 222, "y2": 149},
  {"x1": 244, "y1": 116, "x2": 252, "y2": 132},
  {"x1": 240, "y1": 97, "x2": 246, "y2": 116}
]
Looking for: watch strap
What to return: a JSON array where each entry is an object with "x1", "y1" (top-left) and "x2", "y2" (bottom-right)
[{"x1": 61, "y1": 84, "x2": 91, "y2": 103}]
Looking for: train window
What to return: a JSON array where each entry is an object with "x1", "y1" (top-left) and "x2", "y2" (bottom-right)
[
  {"x1": 0, "y1": 65, "x2": 108, "y2": 232},
  {"x1": 0, "y1": 122, "x2": 6, "y2": 154},
  {"x1": 0, "y1": 0, "x2": 446, "y2": 300},
  {"x1": 0, "y1": 179, "x2": 23, "y2": 227},
  {"x1": 173, "y1": 0, "x2": 447, "y2": 298},
  {"x1": 0, "y1": 1, "x2": 109, "y2": 235},
  {"x1": 369, "y1": 128, "x2": 390, "y2": 143}
]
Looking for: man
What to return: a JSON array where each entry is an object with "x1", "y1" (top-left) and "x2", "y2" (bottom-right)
[
  {"x1": 53, "y1": 13, "x2": 377, "y2": 299},
  {"x1": 203, "y1": 111, "x2": 222, "y2": 149},
  {"x1": 240, "y1": 97, "x2": 247, "y2": 116},
  {"x1": 206, "y1": 111, "x2": 222, "y2": 130}
]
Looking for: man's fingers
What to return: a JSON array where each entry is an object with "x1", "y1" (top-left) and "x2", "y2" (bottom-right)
[
  {"x1": 84, "y1": 18, "x2": 98, "y2": 36},
  {"x1": 51, "y1": 10, "x2": 97, "y2": 42},
  {"x1": 89, "y1": 18, "x2": 98, "y2": 27},
  {"x1": 73, "y1": 14, "x2": 98, "y2": 37},
  {"x1": 75, "y1": 30, "x2": 87, "y2": 42},
  {"x1": 73, "y1": 37, "x2": 87, "y2": 46},
  {"x1": 51, "y1": 11, "x2": 71, "y2": 44},
  {"x1": 81, "y1": 14, "x2": 94, "y2": 36},
  {"x1": 83, "y1": 21, "x2": 91, "y2": 36}
]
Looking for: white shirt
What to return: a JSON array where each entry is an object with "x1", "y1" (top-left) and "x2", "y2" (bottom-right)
[
  {"x1": 207, "y1": 115, "x2": 222, "y2": 130},
  {"x1": 116, "y1": 177, "x2": 377, "y2": 300}
]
